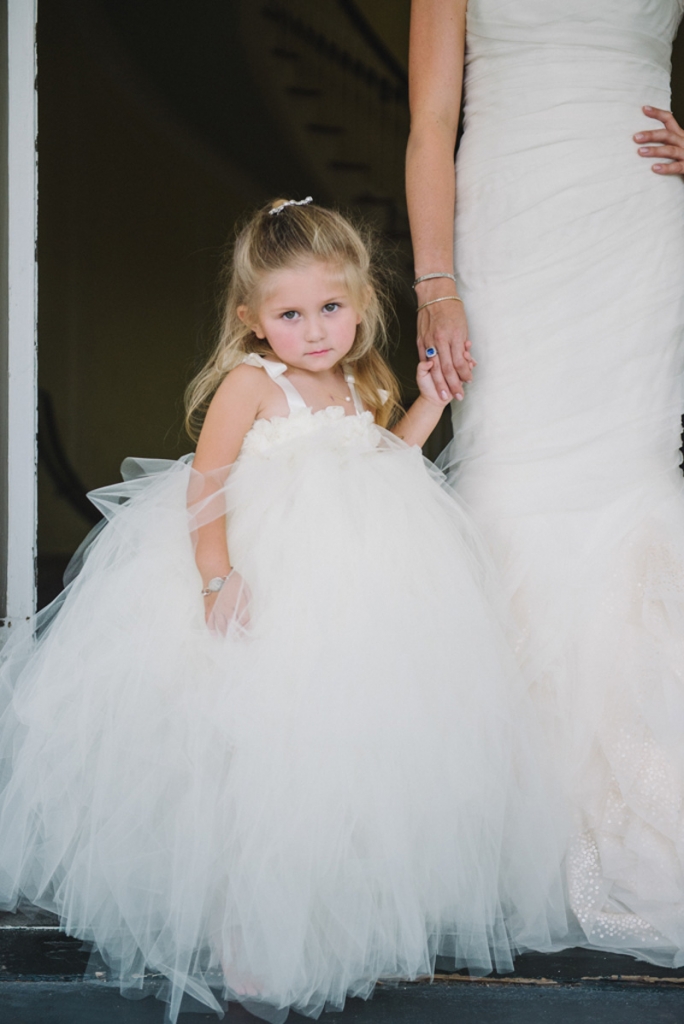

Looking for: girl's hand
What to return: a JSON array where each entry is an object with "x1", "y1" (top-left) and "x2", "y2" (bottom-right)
[
  {"x1": 205, "y1": 571, "x2": 251, "y2": 636},
  {"x1": 416, "y1": 296, "x2": 475, "y2": 403},
  {"x1": 417, "y1": 358, "x2": 454, "y2": 408},
  {"x1": 391, "y1": 359, "x2": 453, "y2": 446},
  {"x1": 635, "y1": 106, "x2": 684, "y2": 175}
]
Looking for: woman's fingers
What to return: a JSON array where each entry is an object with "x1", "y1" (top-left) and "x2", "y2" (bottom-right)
[
  {"x1": 635, "y1": 131, "x2": 683, "y2": 148},
  {"x1": 453, "y1": 349, "x2": 474, "y2": 382},
  {"x1": 464, "y1": 338, "x2": 477, "y2": 369},
  {"x1": 652, "y1": 160, "x2": 684, "y2": 175},
  {"x1": 637, "y1": 146, "x2": 684, "y2": 172},
  {"x1": 431, "y1": 338, "x2": 463, "y2": 396},
  {"x1": 642, "y1": 106, "x2": 684, "y2": 133},
  {"x1": 429, "y1": 352, "x2": 463, "y2": 400},
  {"x1": 635, "y1": 109, "x2": 684, "y2": 176},
  {"x1": 638, "y1": 145, "x2": 682, "y2": 159},
  {"x1": 638, "y1": 144, "x2": 684, "y2": 172}
]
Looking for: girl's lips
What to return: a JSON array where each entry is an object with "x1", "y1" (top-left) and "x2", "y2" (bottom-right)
[{"x1": 307, "y1": 349, "x2": 331, "y2": 356}]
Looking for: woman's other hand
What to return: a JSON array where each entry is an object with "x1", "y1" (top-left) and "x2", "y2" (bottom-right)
[
  {"x1": 205, "y1": 571, "x2": 251, "y2": 636},
  {"x1": 635, "y1": 106, "x2": 684, "y2": 175}
]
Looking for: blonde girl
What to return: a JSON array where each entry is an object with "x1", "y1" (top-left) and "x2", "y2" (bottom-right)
[
  {"x1": 186, "y1": 198, "x2": 452, "y2": 633},
  {"x1": 0, "y1": 198, "x2": 565, "y2": 1023}
]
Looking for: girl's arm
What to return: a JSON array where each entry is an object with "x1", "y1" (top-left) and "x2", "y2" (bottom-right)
[
  {"x1": 391, "y1": 358, "x2": 451, "y2": 447},
  {"x1": 406, "y1": 0, "x2": 470, "y2": 401},
  {"x1": 191, "y1": 366, "x2": 264, "y2": 617}
]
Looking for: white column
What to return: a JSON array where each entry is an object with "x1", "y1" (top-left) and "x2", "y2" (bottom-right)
[{"x1": 0, "y1": 0, "x2": 38, "y2": 644}]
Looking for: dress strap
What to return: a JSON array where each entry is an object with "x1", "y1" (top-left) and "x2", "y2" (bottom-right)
[
  {"x1": 343, "y1": 371, "x2": 366, "y2": 416},
  {"x1": 242, "y1": 353, "x2": 308, "y2": 413}
]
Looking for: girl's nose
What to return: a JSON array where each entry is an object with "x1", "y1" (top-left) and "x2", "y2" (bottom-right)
[{"x1": 305, "y1": 317, "x2": 326, "y2": 342}]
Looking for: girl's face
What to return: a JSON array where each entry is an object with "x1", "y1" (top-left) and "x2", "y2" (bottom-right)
[{"x1": 241, "y1": 261, "x2": 362, "y2": 373}]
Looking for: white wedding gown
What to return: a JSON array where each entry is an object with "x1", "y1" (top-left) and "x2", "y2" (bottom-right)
[
  {"x1": 443, "y1": 0, "x2": 684, "y2": 964},
  {"x1": 0, "y1": 357, "x2": 565, "y2": 1021}
]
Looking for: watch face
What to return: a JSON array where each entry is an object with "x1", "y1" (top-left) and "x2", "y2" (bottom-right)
[{"x1": 209, "y1": 579, "x2": 222, "y2": 591}]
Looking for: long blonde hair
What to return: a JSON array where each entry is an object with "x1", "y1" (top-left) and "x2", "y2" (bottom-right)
[{"x1": 185, "y1": 199, "x2": 401, "y2": 439}]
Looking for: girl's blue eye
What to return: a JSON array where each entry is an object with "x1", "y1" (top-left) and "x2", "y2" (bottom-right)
[
  {"x1": 323, "y1": 303, "x2": 339, "y2": 313},
  {"x1": 282, "y1": 310, "x2": 298, "y2": 320}
]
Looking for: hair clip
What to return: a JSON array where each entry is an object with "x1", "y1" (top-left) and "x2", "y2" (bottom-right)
[{"x1": 269, "y1": 196, "x2": 313, "y2": 216}]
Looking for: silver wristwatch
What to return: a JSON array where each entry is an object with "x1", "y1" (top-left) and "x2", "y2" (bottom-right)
[{"x1": 201, "y1": 573, "x2": 232, "y2": 597}]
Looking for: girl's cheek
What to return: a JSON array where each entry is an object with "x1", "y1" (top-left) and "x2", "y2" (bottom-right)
[{"x1": 267, "y1": 328, "x2": 300, "y2": 360}]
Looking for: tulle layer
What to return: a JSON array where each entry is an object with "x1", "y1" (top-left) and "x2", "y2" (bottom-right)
[
  {"x1": 453, "y1": 0, "x2": 684, "y2": 966},
  {"x1": 0, "y1": 412, "x2": 567, "y2": 1021}
]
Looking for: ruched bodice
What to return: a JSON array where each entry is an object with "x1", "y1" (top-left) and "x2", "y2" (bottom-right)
[
  {"x1": 445, "y1": 0, "x2": 684, "y2": 967},
  {"x1": 466, "y1": 0, "x2": 682, "y2": 63},
  {"x1": 465, "y1": 0, "x2": 682, "y2": 132},
  {"x1": 454, "y1": 0, "x2": 684, "y2": 475}
]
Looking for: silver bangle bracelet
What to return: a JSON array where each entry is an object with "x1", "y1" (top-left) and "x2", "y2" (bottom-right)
[
  {"x1": 416, "y1": 295, "x2": 463, "y2": 313},
  {"x1": 412, "y1": 272, "x2": 457, "y2": 289}
]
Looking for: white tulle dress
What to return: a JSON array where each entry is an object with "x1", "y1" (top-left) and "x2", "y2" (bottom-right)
[
  {"x1": 443, "y1": 0, "x2": 684, "y2": 965},
  {"x1": 0, "y1": 355, "x2": 565, "y2": 1021}
]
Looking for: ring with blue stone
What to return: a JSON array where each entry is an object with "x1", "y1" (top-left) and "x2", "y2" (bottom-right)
[{"x1": 425, "y1": 346, "x2": 437, "y2": 358}]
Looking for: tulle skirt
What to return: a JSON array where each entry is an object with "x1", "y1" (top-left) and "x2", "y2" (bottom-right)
[{"x1": 0, "y1": 422, "x2": 567, "y2": 1020}]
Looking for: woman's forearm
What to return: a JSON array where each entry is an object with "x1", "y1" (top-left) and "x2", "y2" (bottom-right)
[
  {"x1": 406, "y1": 124, "x2": 457, "y2": 288},
  {"x1": 406, "y1": 0, "x2": 466, "y2": 292}
]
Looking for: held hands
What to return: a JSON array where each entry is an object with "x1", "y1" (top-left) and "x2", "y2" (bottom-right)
[
  {"x1": 204, "y1": 570, "x2": 252, "y2": 636},
  {"x1": 635, "y1": 106, "x2": 684, "y2": 175},
  {"x1": 416, "y1": 357, "x2": 454, "y2": 409},
  {"x1": 390, "y1": 355, "x2": 455, "y2": 447},
  {"x1": 415, "y1": 284, "x2": 476, "y2": 402}
]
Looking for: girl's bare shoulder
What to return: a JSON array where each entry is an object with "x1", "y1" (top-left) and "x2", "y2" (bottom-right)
[
  {"x1": 195, "y1": 363, "x2": 272, "y2": 465},
  {"x1": 220, "y1": 360, "x2": 270, "y2": 387},
  {"x1": 212, "y1": 362, "x2": 271, "y2": 405}
]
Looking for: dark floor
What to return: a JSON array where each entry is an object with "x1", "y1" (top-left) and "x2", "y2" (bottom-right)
[
  {"x1": 3, "y1": 907, "x2": 684, "y2": 1023},
  {"x1": 3, "y1": 980, "x2": 684, "y2": 1024}
]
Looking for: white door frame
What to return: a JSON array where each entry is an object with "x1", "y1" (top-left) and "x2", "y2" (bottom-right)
[{"x1": 0, "y1": 0, "x2": 38, "y2": 644}]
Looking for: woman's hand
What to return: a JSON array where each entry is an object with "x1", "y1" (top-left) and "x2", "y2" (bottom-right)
[
  {"x1": 416, "y1": 290, "x2": 475, "y2": 403},
  {"x1": 204, "y1": 571, "x2": 251, "y2": 636},
  {"x1": 635, "y1": 106, "x2": 684, "y2": 175}
]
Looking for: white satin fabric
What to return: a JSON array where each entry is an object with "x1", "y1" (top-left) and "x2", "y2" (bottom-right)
[
  {"x1": 443, "y1": 0, "x2": 684, "y2": 963},
  {"x1": 0, "y1": 357, "x2": 566, "y2": 1021}
]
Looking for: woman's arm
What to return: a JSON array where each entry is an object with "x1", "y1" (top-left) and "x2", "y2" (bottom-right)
[{"x1": 406, "y1": 0, "x2": 470, "y2": 401}]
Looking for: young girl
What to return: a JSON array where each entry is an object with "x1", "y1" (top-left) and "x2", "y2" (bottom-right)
[{"x1": 0, "y1": 200, "x2": 566, "y2": 1022}]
